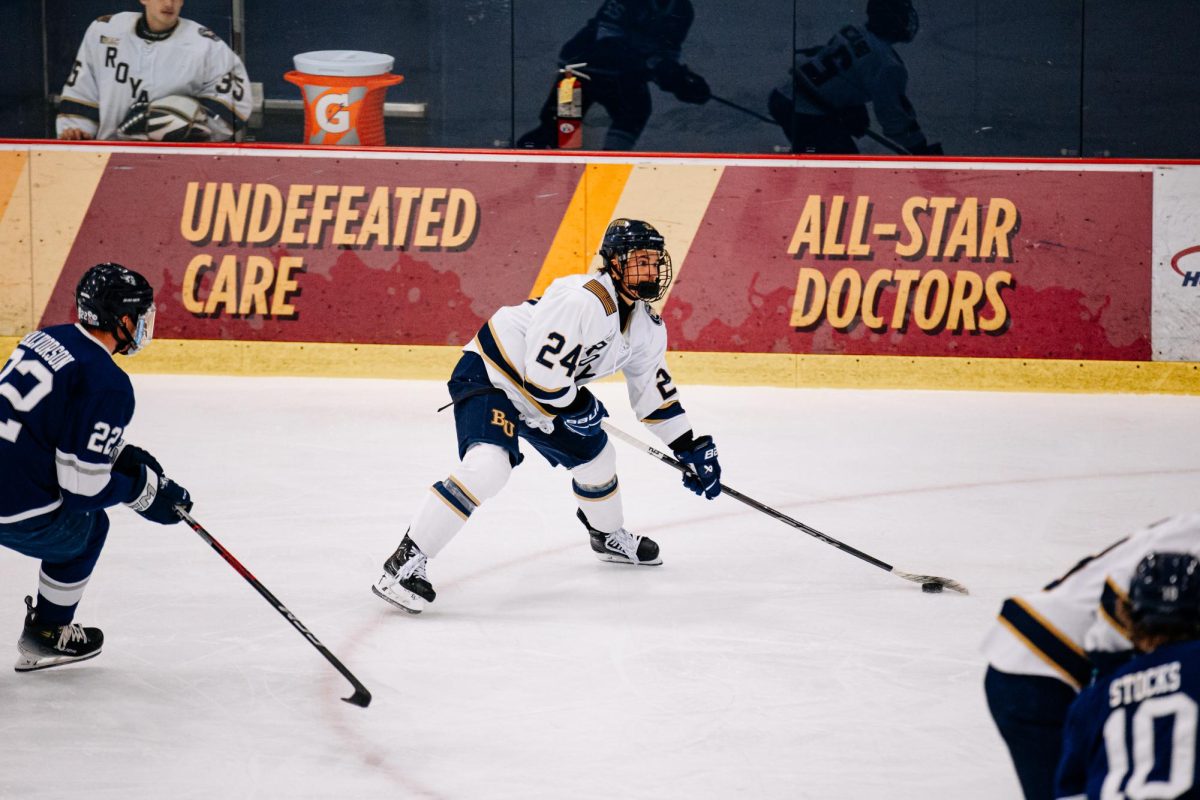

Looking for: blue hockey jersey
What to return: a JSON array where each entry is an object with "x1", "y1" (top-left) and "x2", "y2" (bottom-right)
[
  {"x1": 0, "y1": 323, "x2": 139, "y2": 526},
  {"x1": 1056, "y1": 639, "x2": 1200, "y2": 799}
]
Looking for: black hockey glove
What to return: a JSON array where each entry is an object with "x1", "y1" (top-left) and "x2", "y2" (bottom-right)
[
  {"x1": 837, "y1": 104, "x2": 870, "y2": 138},
  {"x1": 124, "y1": 463, "x2": 193, "y2": 525},
  {"x1": 559, "y1": 388, "x2": 608, "y2": 437},
  {"x1": 654, "y1": 62, "x2": 711, "y2": 104},
  {"x1": 672, "y1": 434, "x2": 721, "y2": 499},
  {"x1": 113, "y1": 442, "x2": 164, "y2": 479}
]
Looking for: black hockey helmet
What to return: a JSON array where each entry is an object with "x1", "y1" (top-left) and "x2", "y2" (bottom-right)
[
  {"x1": 1129, "y1": 551, "x2": 1200, "y2": 636},
  {"x1": 598, "y1": 218, "x2": 673, "y2": 302},
  {"x1": 867, "y1": 0, "x2": 919, "y2": 42},
  {"x1": 76, "y1": 262, "x2": 156, "y2": 356}
]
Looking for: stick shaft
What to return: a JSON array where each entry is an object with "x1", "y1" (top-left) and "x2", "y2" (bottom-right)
[
  {"x1": 177, "y1": 508, "x2": 372, "y2": 707},
  {"x1": 601, "y1": 423, "x2": 894, "y2": 572},
  {"x1": 709, "y1": 94, "x2": 910, "y2": 154},
  {"x1": 710, "y1": 94, "x2": 776, "y2": 125}
]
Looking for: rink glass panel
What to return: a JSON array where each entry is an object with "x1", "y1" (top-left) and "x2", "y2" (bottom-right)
[{"x1": 4, "y1": 0, "x2": 1197, "y2": 157}]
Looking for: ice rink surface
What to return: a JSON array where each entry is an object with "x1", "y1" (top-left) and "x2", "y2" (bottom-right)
[{"x1": 2, "y1": 374, "x2": 1198, "y2": 799}]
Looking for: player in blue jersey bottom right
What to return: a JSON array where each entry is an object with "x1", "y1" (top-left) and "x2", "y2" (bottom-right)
[{"x1": 1056, "y1": 551, "x2": 1200, "y2": 799}]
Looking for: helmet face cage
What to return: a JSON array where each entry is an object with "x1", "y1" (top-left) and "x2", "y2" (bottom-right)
[
  {"x1": 599, "y1": 219, "x2": 674, "y2": 303},
  {"x1": 612, "y1": 248, "x2": 673, "y2": 302},
  {"x1": 75, "y1": 263, "x2": 156, "y2": 355},
  {"x1": 1129, "y1": 551, "x2": 1200, "y2": 635}
]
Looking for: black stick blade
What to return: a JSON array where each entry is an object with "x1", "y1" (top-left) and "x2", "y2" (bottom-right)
[
  {"x1": 343, "y1": 687, "x2": 372, "y2": 708},
  {"x1": 893, "y1": 570, "x2": 970, "y2": 595}
]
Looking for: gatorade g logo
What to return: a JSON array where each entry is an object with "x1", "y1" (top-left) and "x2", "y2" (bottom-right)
[
  {"x1": 315, "y1": 92, "x2": 351, "y2": 134},
  {"x1": 490, "y1": 409, "x2": 515, "y2": 437}
]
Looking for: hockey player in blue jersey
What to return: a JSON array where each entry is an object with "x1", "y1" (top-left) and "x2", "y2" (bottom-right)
[
  {"x1": 0, "y1": 263, "x2": 192, "y2": 671},
  {"x1": 1056, "y1": 551, "x2": 1200, "y2": 799},
  {"x1": 516, "y1": 0, "x2": 710, "y2": 150},
  {"x1": 982, "y1": 512, "x2": 1200, "y2": 799}
]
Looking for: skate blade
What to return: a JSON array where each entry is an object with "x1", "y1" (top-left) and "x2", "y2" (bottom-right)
[
  {"x1": 593, "y1": 552, "x2": 663, "y2": 567},
  {"x1": 371, "y1": 583, "x2": 426, "y2": 614},
  {"x1": 14, "y1": 648, "x2": 102, "y2": 673}
]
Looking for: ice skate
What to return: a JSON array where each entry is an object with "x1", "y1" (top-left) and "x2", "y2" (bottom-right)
[
  {"x1": 14, "y1": 596, "x2": 104, "y2": 672},
  {"x1": 372, "y1": 533, "x2": 436, "y2": 614},
  {"x1": 577, "y1": 509, "x2": 662, "y2": 566}
]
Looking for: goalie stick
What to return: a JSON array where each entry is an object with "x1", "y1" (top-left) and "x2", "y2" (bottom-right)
[
  {"x1": 602, "y1": 422, "x2": 969, "y2": 594},
  {"x1": 176, "y1": 506, "x2": 373, "y2": 707}
]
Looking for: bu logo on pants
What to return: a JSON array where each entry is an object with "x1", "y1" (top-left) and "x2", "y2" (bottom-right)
[{"x1": 491, "y1": 410, "x2": 515, "y2": 438}]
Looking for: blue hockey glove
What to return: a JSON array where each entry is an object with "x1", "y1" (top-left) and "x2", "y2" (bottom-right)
[
  {"x1": 674, "y1": 435, "x2": 721, "y2": 499},
  {"x1": 125, "y1": 465, "x2": 193, "y2": 525},
  {"x1": 559, "y1": 388, "x2": 608, "y2": 437}
]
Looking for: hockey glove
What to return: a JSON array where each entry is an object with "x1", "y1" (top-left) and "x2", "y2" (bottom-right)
[
  {"x1": 559, "y1": 388, "x2": 608, "y2": 437},
  {"x1": 124, "y1": 465, "x2": 192, "y2": 525},
  {"x1": 654, "y1": 62, "x2": 711, "y2": 104},
  {"x1": 116, "y1": 100, "x2": 152, "y2": 140},
  {"x1": 673, "y1": 434, "x2": 722, "y2": 499},
  {"x1": 113, "y1": 442, "x2": 164, "y2": 480}
]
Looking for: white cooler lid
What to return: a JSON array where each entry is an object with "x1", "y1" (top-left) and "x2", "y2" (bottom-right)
[{"x1": 292, "y1": 50, "x2": 395, "y2": 77}]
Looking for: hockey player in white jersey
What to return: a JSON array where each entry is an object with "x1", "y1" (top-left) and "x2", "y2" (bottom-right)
[
  {"x1": 767, "y1": 0, "x2": 939, "y2": 155},
  {"x1": 980, "y1": 512, "x2": 1200, "y2": 800},
  {"x1": 57, "y1": 0, "x2": 251, "y2": 142},
  {"x1": 372, "y1": 219, "x2": 723, "y2": 613}
]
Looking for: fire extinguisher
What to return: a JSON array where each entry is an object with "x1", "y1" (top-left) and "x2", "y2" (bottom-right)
[{"x1": 555, "y1": 63, "x2": 589, "y2": 149}]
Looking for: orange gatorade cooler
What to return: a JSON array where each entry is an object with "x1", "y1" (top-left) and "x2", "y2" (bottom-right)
[{"x1": 284, "y1": 51, "x2": 404, "y2": 146}]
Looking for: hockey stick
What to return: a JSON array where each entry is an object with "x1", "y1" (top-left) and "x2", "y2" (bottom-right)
[
  {"x1": 175, "y1": 507, "x2": 373, "y2": 707},
  {"x1": 711, "y1": 92, "x2": 912, "y2": 156},
  {"x1": 711, "y1": 94, "x2": 776, "y2": 125},
  {"x1": 602, "y1": 423, "x2": 968, "y2": 594}
]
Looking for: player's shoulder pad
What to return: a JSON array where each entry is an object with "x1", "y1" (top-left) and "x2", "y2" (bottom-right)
[
  {"x1": 643, "y1": 303, "x2": 664, "y2": 326},
  {"x1": 198, "y1": 27, "x2": 222, "y2": 42},
  {"x1": 581, "y1": 278, "x2": 617, "y2": 316}
]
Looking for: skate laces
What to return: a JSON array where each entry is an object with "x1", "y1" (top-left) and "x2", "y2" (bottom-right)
[
  {"x1": 605, "y1": 528, "x2": 641, "y2": 561},
  {"x1": 393, "y1": 544, "x2": 429, "y2": 583},
  {"x1": 56, "y1": 623, "x2": 88, "y2": 649}
]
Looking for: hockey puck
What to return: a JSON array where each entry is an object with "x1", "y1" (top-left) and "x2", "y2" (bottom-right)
[{"x1": 922, "y1": 582, "x2": 943, "y2": 593}]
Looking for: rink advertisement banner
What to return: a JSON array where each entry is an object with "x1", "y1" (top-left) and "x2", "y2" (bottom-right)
[
  {"x1": 1152, "y1": 167, "x2": 1200, "y2": 361},
  {"x1": 16, "y1": 146, "x2": 1151, "y2": 360},
  {"x1": 668, "y1": 167, "x2": 1152, "y2": 360},
  {"x1": 36, "y1": 152, "x2": 583, "y2": 345}
]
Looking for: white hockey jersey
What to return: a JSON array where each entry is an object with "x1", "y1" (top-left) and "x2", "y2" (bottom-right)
[
  {"x1": 57, "y1": 12, "x2": 250, "y2": 141},
  {"x1": 777, "y1": 24, "x2": 926, "y2": 150},
  {"x1": 463, "y1": 271, "x2": 691, "y2": 446},
  {"x1": 981, "y1": 512, "x2": 1200, "y2": 689}
]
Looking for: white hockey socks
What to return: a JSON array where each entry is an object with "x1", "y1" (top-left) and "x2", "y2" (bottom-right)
[
  {"x1": 407, "y1": 443, "x2": 512, "y2": 557},
  {"x1": 571, "y1": 441, "x2": 623, "y2": 533}
]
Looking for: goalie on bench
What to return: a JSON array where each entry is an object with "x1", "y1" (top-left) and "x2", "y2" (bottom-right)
[
  {"x1": 56, "y1": 0, "x2": 251, "y2": 142},
  {"x1": 372, "y1": 219, "x2": 724, "y2": 614}
]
